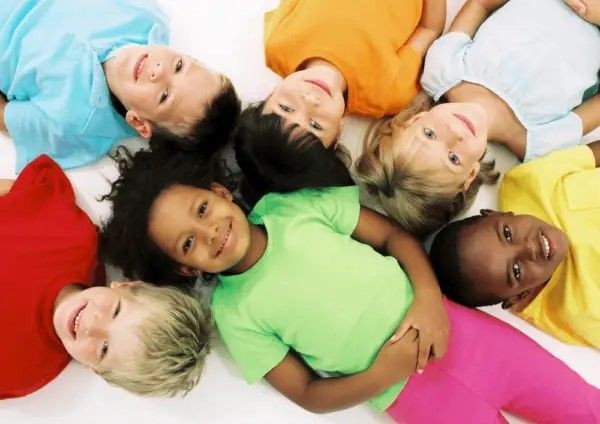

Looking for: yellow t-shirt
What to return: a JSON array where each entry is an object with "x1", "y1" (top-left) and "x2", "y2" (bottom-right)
[
  {"x1": 264, "y1": 0, "x2": 422, "y2": 117},
  {"x1": 499, "y1": 145, "x2": 600, "y2": 348}
]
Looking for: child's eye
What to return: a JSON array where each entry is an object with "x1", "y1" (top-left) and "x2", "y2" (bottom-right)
[
  {"x1": 113, "y1": 300, "x2": 121, "y2": 319},
  {"x1": 159, "y1": 89, "x2": 169, "y2": 104},
  {"x1": 182, "y1": 235, "x2": 194, "y2": 254},
  {"x1": 503, "y1": 225, "x2": 513, "y2": 242},
  {"x1": 198, "y1": 201, "x2": 208, "y2": 218},
  {"x1": 175, "y1": 59, "x2": 183, "y2": 73},
  {"x1": 423, "y1": 127, "x2": 436, "y2": 139},
  {"x1": 309, "y1": 119, "x2": 323, "y2": 131},
  {"x1": 512, "y1": 262, "x2": 521, "y2": 281},
  {"x1": 448, "y1": 152, "x2": 460, "y2": 165},
  {"x1": 279, "y1": 104, "x2": 293, "y2": 113},
  {"x1": 100, "y1": 341, "x2": 109, "y2": 361}
]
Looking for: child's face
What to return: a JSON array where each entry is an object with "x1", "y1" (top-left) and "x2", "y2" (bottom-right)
[
  {"x1": 105, "y1": 44, "x2": 225, "y2": 138},
  {"x1": 394, "y1": 103, "x2": 488, "y2": 190},
  {"x1": 263, "y1": 68, "x2": 346, "y2": 148},
  {"x1": 458, "y1": 211, "x2": 569, "y2": 304},
  {"x1": 148, "y1": 183, "x2": 251, "y2": 276},
  {"x1": 54, "y1": 282, "x2": 147, "y2": 372}
]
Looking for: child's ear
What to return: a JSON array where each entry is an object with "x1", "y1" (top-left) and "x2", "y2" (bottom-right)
[
  {"x1": 177, "y1": 265, "x2": 203, "y2": 278},
  {"x1": 209, "y1": 182, "x2": 233, "y2": 201},
  {"x1": 462, "y1": 162, "x2": 481, "y2": 191},
  {"x1": 501, "y1": 289, "x2": 534, "y2": 312},
  {"x1": 125, "y1": 110, "x2": 153, "y2": 139}
]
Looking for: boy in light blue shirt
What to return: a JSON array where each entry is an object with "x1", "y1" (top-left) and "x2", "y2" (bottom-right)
[{"x1": 0, "y1": 0, "x2": 240, "y2": 171}]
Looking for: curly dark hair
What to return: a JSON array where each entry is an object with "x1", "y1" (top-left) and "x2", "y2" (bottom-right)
[
  {"x1": 100, "y1": 146, "x2": 233, "y2": 286},
  {"x1": 429, "y1": 214, "x2": 503, "y2": 307},
  {"x1": 233, "y1": 102, "x2": 353, "y2": 206}
]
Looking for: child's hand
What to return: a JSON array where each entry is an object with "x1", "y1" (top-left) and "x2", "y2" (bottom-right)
[
  {"x1": 390, "y1": 291, "x2": 449, "y2": 373},
  {"x1": 0, "y1": 94, "x2": 7, "y2": 132},
  {"x1": 564, "y1": 0, "x2": 600, "y2": 25},
  {"x1": 369, "y1": 328, "x2": 420, "y2": 386}
]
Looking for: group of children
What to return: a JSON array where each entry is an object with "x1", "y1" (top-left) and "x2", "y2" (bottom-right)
[{"x1": 2, "y1": 0, "x2": 600, "y2": 422}]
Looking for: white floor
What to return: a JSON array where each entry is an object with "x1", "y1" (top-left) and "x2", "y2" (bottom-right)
[{"x1": 1, "y1": 1, "x2": 600, "y2": 423}]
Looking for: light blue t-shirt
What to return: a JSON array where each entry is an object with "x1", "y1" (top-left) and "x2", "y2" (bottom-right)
[
  {"x1": 421, "y1": 0, "x2": 600, "y2": 161},
  {"x1": 0, "y1": 0, "x2": 168, "y2": 170}
]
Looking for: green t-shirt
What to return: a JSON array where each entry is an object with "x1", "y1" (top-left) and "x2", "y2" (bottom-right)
[{"x1": 212, "y1": 186, "x2": 414, "y2": 411}]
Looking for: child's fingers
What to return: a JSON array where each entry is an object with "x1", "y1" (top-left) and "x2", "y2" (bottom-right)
[
  {"x1": 416, "y1": 334, "x2": 432, "y2": 373},
  {"x1": 564, "y1": 0, "x2": 587, "y2": 15},
  {"x1": 390, "y1": 321, "x2": 412, "y2": 343}
]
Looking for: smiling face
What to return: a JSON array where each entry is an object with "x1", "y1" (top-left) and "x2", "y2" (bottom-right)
[
  {"x1": 104, "y1": 44, "x2": 225, "y2": 138},
  {"x1": 393, "y1": 102, "x2": 488, "y2": 190},
  {"x1": 262, "y1": 67, "x2": 346, "y2": 147},
  {"x1": 53, "y1": 282, "x2": 147, "y2": 372},
  {"x1": 458, "y1": 212, "x2": 569, "y2": 307},
  {"x1": 147, "y1": 183, "x2": 251, "y2": 277}
]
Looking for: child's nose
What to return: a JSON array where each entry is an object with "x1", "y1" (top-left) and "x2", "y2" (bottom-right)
[
  {"x1": 149, "y1": 62, "x2": 163, "y2": 82},
  {"x1": 301, "y1": 90, "x2": 319, "y2": 106}
]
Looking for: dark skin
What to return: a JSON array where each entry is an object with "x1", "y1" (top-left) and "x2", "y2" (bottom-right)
[
  {"x1": 457, "y1": 141, "x2": 600, "y2": 310},
  {"x1": 264, "y1": 206, "x2": 449, "y2": 413}
]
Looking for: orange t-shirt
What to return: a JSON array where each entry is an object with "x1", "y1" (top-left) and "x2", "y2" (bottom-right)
[{"x1": 264, "y1": 0, "x2": 423, "y2": 117}]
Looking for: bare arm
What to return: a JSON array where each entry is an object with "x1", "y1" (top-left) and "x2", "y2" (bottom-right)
[
  {"x1": 0, "y1": 179, "x2": 14, "y2": 196},
  {"x1": 406, "y1": 0, "x2": 446, "y2": 56},
  {"x1": 265, "y1": 330, "x2": 419, "y2": 413},
  {"x1": 351, "y1": 207, "x2": 449, "y2": 370},
  {"x1": 449, "y1": 0, "x2": 509, "y2": 38},
  {"x1": 586, "y1": 140, "x2": 600, "y2": 167},
  {"x1": 574, "y1": 93, "x2": 600, "y2": 136},
  {"x1": 0, "y1": 95, "x2": 7, "y2": 132}
]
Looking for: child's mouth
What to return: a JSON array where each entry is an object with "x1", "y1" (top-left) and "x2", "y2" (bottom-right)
[
  {"x1": 454, "y1": 114, "x2": 476, "y2": 137},
  {"x1": 305, "y1": 79, "x2": 332, "y2": 97},
  {"x1": 215, "y1": 221, "x2": 232, "y2": 258},
  {"x1": 68, "y1": 303, "x2": 87, "y2": 340},
  {"x1": 539, "y1": 232, "x2": 552, "y2": 260},
  {"x1": 133, "y1": 54, "x2": 148, "y2": 81}
]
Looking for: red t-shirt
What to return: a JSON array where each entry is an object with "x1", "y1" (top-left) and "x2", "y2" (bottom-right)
[{"x1": 0, "y1": 155, "x2": 98, "y2": 399}]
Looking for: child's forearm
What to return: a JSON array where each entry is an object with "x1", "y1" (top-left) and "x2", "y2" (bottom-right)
[
  {"x1": 449, "y1": 0, "x2": 508, "y2": 38},
  {"x1": 407, "y1": 0, "x2": 446, "y2": 56},
  {"x1": 574, "y1": 93, "x2": 600, "y2": 135},
  {"x1": 0, "y1": 180, "x2": 14, "y2": 196},
  {"x1": 0, "y1": 97, "x2": 7, "y2": 132}
]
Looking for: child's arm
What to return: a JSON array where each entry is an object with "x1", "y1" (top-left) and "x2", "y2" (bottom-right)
[
  {"x1": 265, "y1": 329, "x2": 419, "y2": 413},
  {"x1": 352, "y1": 207, "x2": 449, "y2": 373},
  {"x1": 0, "y1": 180, "x2": 14, "y2": 196},
  {"x1": 406, "y1": 0, "x2": 446, "y2": 56},
  {"x1": 564, "y1": 0, "x2": 600, "y2": 25},
  {"x1": 449, "y1": 0, "x2": 508, "y2": 38},
  {"x1": 586, "y1": 140, "x2": 600, "y2": 167},
  {"x1": 574, "y1": 93, "x2": 600, "y2": 136},
  {"x1": 0, "y1": 95, "x2": 7, "y2": 132}
]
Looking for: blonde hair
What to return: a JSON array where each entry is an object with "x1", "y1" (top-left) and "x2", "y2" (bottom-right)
[
  {"x1": 355, "y1": 92, "x2": 499, "y2": 237},
  {"x1": 98, "y1": 282, "x2": 212, "y2": 397}
]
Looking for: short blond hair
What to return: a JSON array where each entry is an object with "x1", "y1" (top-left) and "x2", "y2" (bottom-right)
[
  {"x1": 355, "y1": 92, "x2": 499, "y2": 237},
  {"x1": 98, "y1": 282, "x2": 212, "y2": 397}
]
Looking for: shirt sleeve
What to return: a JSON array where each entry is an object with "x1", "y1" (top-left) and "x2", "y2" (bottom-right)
[
  {"x1": 421, "y1": 32, "x2": 472, "y2": 101},
  {"x1": 212, "y1": 302, "x2": 289, "y2": 384},
  {"x1": 5, "y1": 154, "x2": 74, "y2": 202},
  {"x1": 524, "y1": 112, "x2": 584, "y2": 161},
  {"x1": 311, "y1": 186, "x2": 361, "y2": 235}
]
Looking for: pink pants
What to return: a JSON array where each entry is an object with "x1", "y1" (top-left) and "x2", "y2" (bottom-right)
[{"x1": 386, "y1": 299, "x2": 600, "y2": 423}]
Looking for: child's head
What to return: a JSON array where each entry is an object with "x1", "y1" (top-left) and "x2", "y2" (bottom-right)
[
  {"x1": 430, "y1": 210, "x2": 569, "y2": 309},
  {"x1": 53, "y1": 280, "x2": 211, "y2": 396},
  {"x1": 355, "y1": 95, "x2": 498, "y2": 237},
  {"x1": 234, "y1": 103, "x2": 353, "y2": 205},
  {"x1": 105, "y1": 44, "x2": 241, "y2": 155},
  {"x1": 261, "y1": 64, "x2": 347, "y2": 147},
  {"x1": 101, "y1": 147, "x2": 244, "y2": 284}
]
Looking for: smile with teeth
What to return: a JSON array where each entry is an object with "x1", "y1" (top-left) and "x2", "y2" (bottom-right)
[
  {"x1": 540, "y1": 233, "x2": 551, "y2": 260},
  {"x1": 215, "y1": 222, "x2": 232, "y2": 257},
  {"x1": 72, "y1": 306, "x2": 85, "y2": 339}
]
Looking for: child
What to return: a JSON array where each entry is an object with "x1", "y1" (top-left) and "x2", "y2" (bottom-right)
[
  {"x1": 234, "y1": 0, "x2": 500, "y2": 237},
  {"x1": 1, "y1": 155, "x2": 211, "y2": 399},
  {"x1": 101, "y1": 148, "x2": 600, "y2": 422},
  {"x1": 430, "y1": 141, "x2": 600, "y2": 349},
  {"x1": 0, "y1": 0, "x2": 240, "y2": 171}
]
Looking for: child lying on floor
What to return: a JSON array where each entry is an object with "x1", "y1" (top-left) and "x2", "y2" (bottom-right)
[
  {"x1": 0, "y1": 155, "x2": 210, "y2": 399},
  {"x1": 430, "y1": 142, "x2": 600, "y2": 349}
]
